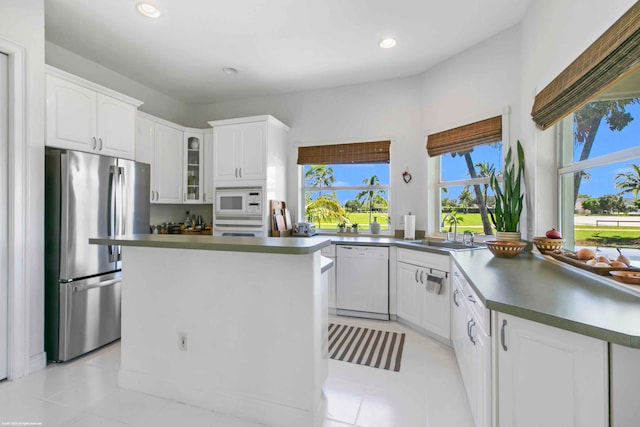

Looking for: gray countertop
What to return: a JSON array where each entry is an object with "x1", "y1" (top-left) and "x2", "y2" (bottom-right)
[
  {"x1": 90, "y1": 234, "x2": 331, "y2": 255},
  {"x1": 452, "y1": 249, "x2": 640, "y2": 347}
]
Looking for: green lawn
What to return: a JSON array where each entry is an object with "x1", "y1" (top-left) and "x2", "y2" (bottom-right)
[
  {"x1": 314, "y1": 212, "x2": 389, "y2": 230},
  {"x1": 574, "y1": 226, "x2": 640, "y2": 248}
]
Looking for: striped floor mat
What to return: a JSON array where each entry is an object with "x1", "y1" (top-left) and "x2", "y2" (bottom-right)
[{"x1": 328, "y1": 323, "x2": 406, "y2": 372}]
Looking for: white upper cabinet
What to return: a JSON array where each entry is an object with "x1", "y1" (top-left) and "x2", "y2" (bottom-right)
[
  {"x1": 153, "y1": 123, "x2": 183, "y2": 204},
  {"x1": 209, "y1": 115, "x2": 289, "y2": 187},
  {"x1": 203, "y1": 131, "x2": 214, "y2": 203},
  {"x1": 45, "y1": 67, "x2": 142, "y2": 160},
  {"x1": 183, "y1": 131, "x2": 204, "y2": 204}
]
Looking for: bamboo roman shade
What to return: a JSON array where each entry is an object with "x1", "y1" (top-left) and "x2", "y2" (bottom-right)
[
  {"x1": 531, "y1": 2, "x2": 640, "y2": 130},
  {"x1": 297, "y1": 140, "x2": 391, "y2": 164},
  {"x1": 426, "y1": 115, "x2": 502, "y2": 157}
]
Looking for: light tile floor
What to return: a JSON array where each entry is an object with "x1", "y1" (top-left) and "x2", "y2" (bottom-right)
[{"x1": 0, "y1": 316, "x2": 473, "y2": 427}]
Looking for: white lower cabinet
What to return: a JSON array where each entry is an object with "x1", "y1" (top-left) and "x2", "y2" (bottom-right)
[
  {"x1": 396, "y1": 249, "x2": 450, "y2": 340},
  {"x1": 451, "y1": 263, "x2": 491, "y2": 427},
  {"x1": 497, "y1": 312, "x2": 608, "y2": 427},
  {"x1": 321, "y1": 245, "x2": 337, "y2": 312}
]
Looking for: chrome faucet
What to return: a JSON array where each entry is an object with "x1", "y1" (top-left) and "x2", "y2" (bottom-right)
[
  {"x1": 441, "y1": 213, "x2": 458, "y2": 242},
  {"x1": 463, "y1": 230, "x2": 475, "y2": 247}
]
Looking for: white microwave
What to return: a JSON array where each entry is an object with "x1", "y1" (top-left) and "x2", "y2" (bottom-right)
[{"x1": 214, "y1": 187, "x2": 263, "y2": 220}]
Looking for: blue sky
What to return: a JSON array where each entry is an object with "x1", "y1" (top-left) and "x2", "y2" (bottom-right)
[{"x1": 304, "y1": 164, "x2": 389, "y2": 204}]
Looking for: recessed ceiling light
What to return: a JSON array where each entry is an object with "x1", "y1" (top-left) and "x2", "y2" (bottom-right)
[
  {"x1": 222, "y1": 67, "x2": 239, "y2": 75},
  {"x1": 379, "y1": 38, "x2": 397, "y2": 49},
  {"x1": 137, "y1": 3, "x2": 161, "y2": 18}
]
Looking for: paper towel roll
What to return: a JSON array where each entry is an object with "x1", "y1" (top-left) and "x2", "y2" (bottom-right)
[{"x1": 404, "y1": 214, "x2": 416, "y2": 240}]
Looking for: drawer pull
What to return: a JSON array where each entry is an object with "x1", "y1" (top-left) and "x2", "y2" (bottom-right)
[
  {"x1": 453, "y1": 289, "x2": 460, "y2": 307},
  {"x1": 501, "y1": 319, "x2": 508, "y2": 351},
  {"x1": 468, "y1": 319, "x2": 476, "y2": 345},
  {"x1": 467, "y1": 294, "x2": 476, "y2": 304}
]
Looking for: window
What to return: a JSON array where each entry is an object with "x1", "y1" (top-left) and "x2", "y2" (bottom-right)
[
  {"x1": 558, "y1": 68, "x2": 640, "y2": 266},
  {"x1": 298, "y1": 141, "x2": 391, "y2": 232},
  {"x1": 428, "y1": 115, "x2": 504, "y2": 237},
  {"x1": 437, "y1": 143, "x2": 502, "y2": 236}
]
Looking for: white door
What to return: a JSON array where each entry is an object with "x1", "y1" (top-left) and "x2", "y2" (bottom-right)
[
  {"x1": 154, "y1": 123, "x2": 183, "y2": 203},
  {"x1": 497, "y1": 313, "x2": 608, "y2": 427},
  {"x1": 396, "y1": 262, "x2": 420, "y2": 325},
  {"x1": 45, "y1": 74, "x2": 97, "y2": 152},
  {"x1": 237, "y1": 122, "x2": 265, "y2": 181},
  {"x1": 213, "y1": 125, "x2": 238, "y2": 182},
  {"x1": 97, "y1": 93, "x2": 136, "y2": 159},
  {"x1": 0, "y1": 52, "x2": 8, "y2": 380}
]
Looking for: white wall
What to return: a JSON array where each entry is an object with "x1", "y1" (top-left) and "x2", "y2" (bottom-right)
[
  {"x1": 192, "y1": 77, "x2": 424, "y2": 229},
  {"x1": 0, "y1": 0, "x2": 46, "y2": 374},
  {"x1": 520, "y1": 0, "x2": 637, "y2": 237},
  {"x1": 45, "y1": 42, "x2": 196, "y2": 127},
  {"x1": 419, "y1": 25, "x2": 522, "y2": 234}
]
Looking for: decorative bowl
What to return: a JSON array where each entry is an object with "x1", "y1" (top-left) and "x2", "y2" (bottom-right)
[
  {"x1": 609, "y1": 270, "x2": 640, "y2": 285},
  {"x1": 532, "y1": 237, "x2": 565, "y2": 254},
  {"x1": 485, "y1": 240, "x2": 527, "y2": 258}
]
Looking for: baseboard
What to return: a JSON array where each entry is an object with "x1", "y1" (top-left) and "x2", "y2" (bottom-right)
[
  {"x1": 118, "y1": 368, "x2": 326, "y2": 427},
  {"x1": 395, "y1": 317, "x2": 453, "y2": 348},
  {"x1": 29, "y1": 351, "x2": 47, "y2": 373}
]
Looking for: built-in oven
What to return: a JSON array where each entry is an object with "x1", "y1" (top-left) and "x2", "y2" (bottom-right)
[{"x1": 213, "y1": 186, "x2": 265, "y2": 236}]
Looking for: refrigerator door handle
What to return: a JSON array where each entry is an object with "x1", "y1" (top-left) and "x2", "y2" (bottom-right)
[
  {"x1": 116, "y1": 166, "x2": 125, "y2": 261},
  {"x1": 108, "y1": 165, "x2": 117, "y2": 263},
  {"x1": 72, "y1": 277, "x2": 120, "y2": 293}
]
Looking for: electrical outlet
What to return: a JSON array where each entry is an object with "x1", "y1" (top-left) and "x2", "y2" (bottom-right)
[{"x1": 178, "y1": 333, "x2": 188, "y2": 351}]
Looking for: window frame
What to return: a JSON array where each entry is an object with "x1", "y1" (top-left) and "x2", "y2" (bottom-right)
[
  {"x1": 430, "y1": 110, "x2": 510, "y2": 238},
  {"x1": 296, "y1": 139, "x2": 393, "y2": 235},
  {"x1": 557, "y1": 113, "x2": 640, "y2": 249}
]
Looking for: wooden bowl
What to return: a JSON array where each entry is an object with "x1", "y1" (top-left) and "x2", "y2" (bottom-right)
[
  {"x1": 485, "y1": 240, "x2": 527, "y2": 258},
  {"x1": 610, "y1": 270, "x2": 640, "y2": 285},
  {"x1": 532, "y1": 237, "x2": 565, "y2": 254}
]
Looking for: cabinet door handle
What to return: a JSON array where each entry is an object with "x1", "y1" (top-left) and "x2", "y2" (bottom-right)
[
  {"x1": 501, "y1": 319, "x2": 508, "y2": 351},
  {"x1": 92, "y1": 137, "x2": 97, "y2": 149},
  {"x1": 468, "y1": 319, "x2": 476, "y2": 345},
  {"x1": 234, "y1": 168, "x2": 238, "y2": 178},
  {"x1": 419, "y1": 270, "x2": 424, "y2": 284},
  {"x1": 151, "y1": 191, "x2": 155, "y2": 201},
  {"x1": 453, "y1": 289, "x2": 460, "y2": 307},
  {"x1": 98, "y1": 138, "x2": 103, "y2": 151},
  {"x1": 415, "y1": 269, "x2": 419, "y2": 283},
  {"x1": 467, "y1": 294, "x2": 476, "y2": 304},
  {"x1": 156, "y1": 191, "x2": 159, "y2": 200},
  {"x1": 239, "y1": 168, "x2": 242, "y2": 178}
]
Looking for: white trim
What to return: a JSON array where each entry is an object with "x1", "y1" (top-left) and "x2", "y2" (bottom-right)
[
  {"x1": 45, "y1": 65, "x2": 143, "y2": 107},
  {"x1": 558, "y1": 145, "x2": 640, "y2": 175},
  {"x1": 0, "y1": 37, "x2": 29, "y2": 380},
  {"x1": 208, "y1": 115, "x2": 290, "y2": 131},
  {"x1": 29, "y1": 351, "x2": 46, "y2": 373}
]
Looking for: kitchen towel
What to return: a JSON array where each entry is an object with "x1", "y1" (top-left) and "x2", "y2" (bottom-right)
[
  {"x1": 426, "y1": 274, "x2": 443, "y2": 295},
  {"x1": 404, "y1": 214, "x2": 416, "y2": 240}
]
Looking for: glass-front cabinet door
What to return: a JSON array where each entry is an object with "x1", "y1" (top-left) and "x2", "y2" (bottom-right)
[{"x1": 184, "y1": 132, "x2": 204, "y2": 203}]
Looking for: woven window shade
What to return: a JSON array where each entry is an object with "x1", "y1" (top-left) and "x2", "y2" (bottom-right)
[
  {"x1": 297, "y1": 140, "x2": 390, "y2": 165},
  {"x1": 426, "y1": 116, "x2": 502, "y2": 157},
  {"x1": 531, "y1": 2, "x2": 640, "y2": 130}
]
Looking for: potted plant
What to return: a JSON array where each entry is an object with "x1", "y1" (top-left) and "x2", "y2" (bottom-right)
[
  {"x1": 351, "y1": 223, "x2": 359, "y2": 234},
  {"x1": 337, "y1": 222, "x2": 346, "y2": 233},
  {"x1": 489, "y1": 140, "x2": 525, "y2": 241}
]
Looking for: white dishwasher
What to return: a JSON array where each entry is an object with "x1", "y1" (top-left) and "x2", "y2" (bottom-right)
[{"x1": 336, "y1": 245, "x2": 389, "y2": 320}]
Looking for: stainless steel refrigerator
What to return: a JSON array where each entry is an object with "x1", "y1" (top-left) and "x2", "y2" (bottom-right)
[{"x1": 45, "y1": 148, "x2": 150, "y2": 362}]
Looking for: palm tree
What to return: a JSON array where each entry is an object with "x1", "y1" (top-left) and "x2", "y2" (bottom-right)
[
  {"x1": 572, "y1": 98, "x2": 639, "y2": 204},
  {"x1": 305, "y1": 197, "x2": 347, "y2": 226},
  {"x1": 458, "y1": 186, "x2": 473, "y2": 213},
  {"x1": 356, "y1": 175, "x2": 387, "y2": 225},
  {"x1": 451, "y1": 149, "x2": 497, "y2": 235},
  {"x1": 615, "y1": 164, "x2": 640, "y2": 201},
  {"x1": 475, "y1": 162, "x2": 496, "y2": 208},
  {"x1": 305, "y1": 165, "x2": 335, "y2": 197}
]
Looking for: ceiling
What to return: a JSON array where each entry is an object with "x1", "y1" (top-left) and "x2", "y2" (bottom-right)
[{"x1": 45, "y1": 0, "x2": 532, "y2": 105}]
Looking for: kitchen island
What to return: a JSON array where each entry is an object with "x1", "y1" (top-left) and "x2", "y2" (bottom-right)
[{"x1": 90, "y1": 234, "x2": 332, "y2": 427}]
